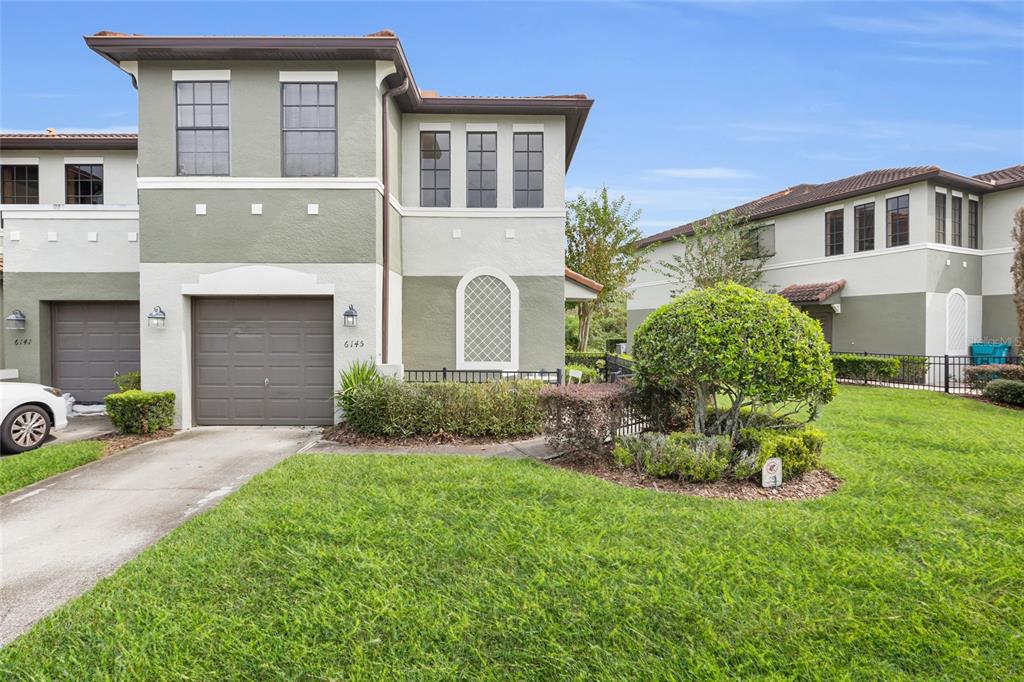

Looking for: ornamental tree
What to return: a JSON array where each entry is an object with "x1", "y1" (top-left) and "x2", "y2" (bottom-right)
[{"x1": 631, "y1": 282, "x2": 836, "y2": 438}]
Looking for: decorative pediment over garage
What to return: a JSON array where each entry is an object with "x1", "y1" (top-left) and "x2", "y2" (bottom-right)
[{"x1": 181, "y1": 265, "x2": 334, "y2": 296}]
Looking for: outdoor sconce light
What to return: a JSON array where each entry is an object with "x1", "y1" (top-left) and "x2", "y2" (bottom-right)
[
  {"x1": 343, "y1": 304, "x2": 358, "y2": 327},
  {"x1": 5, "y1": 309, "x2": 26, "y2": 331},
  {"x1": 147, "y1": 306, "x2": 167, "y2": 329}
]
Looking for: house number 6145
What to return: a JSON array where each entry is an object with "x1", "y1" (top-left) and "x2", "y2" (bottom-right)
[{"x1": 344, "y1": 339, "x2": 365, "y2": 349}]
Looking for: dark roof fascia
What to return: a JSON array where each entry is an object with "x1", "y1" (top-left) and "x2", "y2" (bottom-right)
[
  {"x1": 83, "y1": 34, "x2": 593, "y2": 167},
  {"x1": 0, "y1": 136, "x2": 138, "y2": 150}
]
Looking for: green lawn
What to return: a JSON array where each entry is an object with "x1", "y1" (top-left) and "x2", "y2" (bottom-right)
[
  {"x1": 2, "y1": 387, "x2": 1022, "y2": 678},
  {"x1": 0, "y1": 441, "x2": 105, "y2": 496}
]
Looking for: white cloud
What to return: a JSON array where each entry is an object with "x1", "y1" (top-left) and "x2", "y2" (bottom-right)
[{"x1": 651, "y1": 166, "x2": 752, "y2": 179}]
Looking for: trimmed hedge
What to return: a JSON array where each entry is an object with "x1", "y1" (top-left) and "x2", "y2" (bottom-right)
[
  {"x1": 345, "y1": 379, "x2": 544, "y2": 439},
  {"x1": 104, "y1": 390, "x2": 176, "y2": 434},
  {"x1": 896, "y1": 356, "x2": 929, "y2": 384},
  {"x1": 538, "y1": 383, "x2": 631, "y2": 454},
  {"x1": 564, "y1": 351, "x2": 606, "y2": 369},
  {"x1": 965, "y1": 364, "x2": 1024, "y2": 390},
  {"x1": 831, "y1": 354, "x2": 900, "y2": 382},
  {"x1": 983, "y1": 379, "x2": 1024, "y2": 406},
  {"x1": 111, "y1": 371, "x2": 141, "y2": 393}
]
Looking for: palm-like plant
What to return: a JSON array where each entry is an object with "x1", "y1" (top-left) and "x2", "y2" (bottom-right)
[{"x1": 335, "y1": 359, "x2": 381, "y2": 413}]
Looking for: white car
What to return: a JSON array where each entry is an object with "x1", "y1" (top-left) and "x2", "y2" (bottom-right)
[{"x1": 1, "y1": 383, "x2": 68, "y2": 454}]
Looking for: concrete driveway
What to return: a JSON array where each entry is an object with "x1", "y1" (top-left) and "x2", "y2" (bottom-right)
[{"x1": 0, "y1": 426, "x2": 316, "y2": 646}]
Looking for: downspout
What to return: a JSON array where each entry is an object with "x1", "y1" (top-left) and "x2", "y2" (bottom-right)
[{"x1": 380, "y1": 76, "x2": 409, "y2": 366}]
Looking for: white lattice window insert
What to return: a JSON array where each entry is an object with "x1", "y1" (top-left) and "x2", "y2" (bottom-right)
[
  {"x1": 946, "y1": 289, "x2": 968, "y2": 355},
  {"x1": 456, "y1": 267, "x2": 519, "y2": 370}
]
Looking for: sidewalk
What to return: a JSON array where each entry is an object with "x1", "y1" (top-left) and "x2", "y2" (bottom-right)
[{"x1": 303, "y1": 436, "x2": 558, "y2": 460}]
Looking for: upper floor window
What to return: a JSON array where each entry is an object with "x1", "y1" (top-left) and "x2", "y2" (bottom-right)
[
  {"x1": 951, "y1": 195, "x2": 962, "y2": 247},
  {"x1": 886, "y1": 194, "x2": 909, "y2": 247},
  {"x1": 934, "y1": 192, "x2": 946, "y2": 243},
  {"x1": 420, "y1": 131, "x2": 450, "y2": 207},
  {"x1": 968, "y1": 199, "x2": 979, "y2": 249},
  {"x1": 466, "y1": 132, "x2": 497, "y2": 208},
  {"x1": 825, "y1": 209, "x2": 844, "y2": 256},
  {"x1": 282, "y1": 83, "x2": 337, "y2": 177},
  {"x1": 176, "y1": 81, "x2": 229, "y2": 176},
  {"x1": 513, "y1": 132, "x2": 543, "y2": 208},
  {"x1": 855, "y1": 202, "x2": 874, "y2": 252},
  {"x1": 65, "y1": 164, "x2": 103, "y2": 204},
  {"x1": 743, "y1": 223, "x2": 775, "y2": 259},
  {"x1": 1, "y1": 165, "x2": 39, "y2": 204}
]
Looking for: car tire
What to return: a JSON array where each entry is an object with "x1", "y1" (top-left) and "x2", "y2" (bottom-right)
[{"x1": 1, "y1": 405, "x2": 52, "y2": 455}]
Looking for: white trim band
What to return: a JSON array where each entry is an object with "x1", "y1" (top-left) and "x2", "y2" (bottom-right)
[
  {"x1": 137, "y1": 176, "x2": 384, "y2": 192},
  {"x1": 64, "y1": 156, "x2": 104, "y2": 165},
  {"x1": 172, "y1": 69, "x2": 231, "y2": 81},
  {"x1": 279, "y1": 71, "x2": 339, "y2": 83},
  {"x1": 0, "y1": 157, "x2": 39, "y2": 165}
]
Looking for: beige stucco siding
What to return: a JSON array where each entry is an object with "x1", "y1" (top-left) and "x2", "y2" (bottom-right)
[
  {"x1": 978, "y1": 186, "x2": 1023, "y2": 250},
  {"x1": 1, "y1": 207, "x2": 139, "y2": 273},
  {"x1": 0, "y1": 149, "x2": 137, "y2": 205}
]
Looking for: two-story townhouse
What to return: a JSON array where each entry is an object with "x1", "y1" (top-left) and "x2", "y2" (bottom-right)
[
  {"x1": 0, "y1": 31, "x2": 596, "y2": 428},
  {"x1": 628, "y1": 165, "x2": 1023, "y2": 356}
]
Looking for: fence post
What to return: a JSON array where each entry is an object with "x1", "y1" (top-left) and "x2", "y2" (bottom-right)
[
  {"x1": 556, "y1": 368, "x2": 563, "y2": 386},
  {"x1": 943, "y1": 355, "x2": 950, "y2": 393},
  {"x1": 442, "y1": 367, "x2": 447, "y2": 382}
]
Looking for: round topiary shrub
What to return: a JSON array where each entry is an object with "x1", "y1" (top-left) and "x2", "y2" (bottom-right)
[{"x1": 632, "y1": 282, "x2": 836, "y2": 437}]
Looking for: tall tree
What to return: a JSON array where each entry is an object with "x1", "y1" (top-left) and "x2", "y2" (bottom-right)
[
  {"x1": 565, "y1": 187, "x2": 646, "y2": 352},
  {"x1": 1012, "y1": 207, "x2": 1024, "y2": 354},
  {"x1": 656, "y1": 210, "x2": 770, "y2": 294}
]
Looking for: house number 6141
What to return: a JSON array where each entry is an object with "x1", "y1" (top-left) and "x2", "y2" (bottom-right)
[{"x1": 344, "y1": 339, "x2": 365, "y2": 349}]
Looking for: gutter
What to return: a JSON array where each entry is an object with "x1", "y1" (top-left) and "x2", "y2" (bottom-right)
[{"x1": 380, "y1": 75, "x2": 409, "y2": 366}]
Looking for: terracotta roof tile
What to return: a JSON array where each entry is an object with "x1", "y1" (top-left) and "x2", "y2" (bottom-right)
[
  {"x1": 973, "y1": 164, "x2": 1024, "y2": 187},
  {"x1": 778, "y1": 279, "x2": 846, "y2": 304},
  {"x1": 564, "y1": 268, "x2": 603, "y2": 292}
]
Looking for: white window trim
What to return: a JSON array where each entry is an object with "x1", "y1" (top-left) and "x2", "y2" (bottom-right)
[
  {"x1": 279, "y1": 71, "x2": 338, "y2": 82},
  {"x1": 456, "y1": 266, "x2": 519, "y2": 371},
  {"x1": 172, "y1": 69, "x2": 231, "y2": 81},
  {"x1": 64, "y1": 156, "x2": 103, "y2": 165},
  {"x1": 418, "y1": 121, "x2": 451, "y2": 131},
  {"x1": 945, "y1": 287, "x2": 968, "y2": 355},
  {"x1": 466, "y1": 122, "x2": 499, "y2": 132},
  {"x1": 512, "y1": 122, "x2": 545, "y2": 132},
  {"x1": 0, "y1": 157, "x2": 39, "y2": 165}
]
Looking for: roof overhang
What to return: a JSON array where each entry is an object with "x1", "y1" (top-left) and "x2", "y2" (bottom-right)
[
  {"x1": 564, "y1": 268, "x2": 603, "y2": 302},
  {"x1": 778, "y1": 279, "x2": 846, "y2": 307},
  {"x1": 0, "y1": 135, "x2": 137, "y2": 150},
  {"x1": 83, "y1": 34, "x2": 593, "y2": 168}
]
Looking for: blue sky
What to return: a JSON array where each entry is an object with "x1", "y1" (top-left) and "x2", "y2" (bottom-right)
[{"x1": 2, "y1": 1, "x2": 1022, "y2": 234}]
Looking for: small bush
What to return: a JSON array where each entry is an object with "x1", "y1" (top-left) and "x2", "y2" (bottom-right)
[
  {"x1": 564, "y1": 364, "x2": 600, "y2": 383},
  {"x1": 104, "y1": 390, "x2": 175, "y2": 434},
  {"x1": 334, "y1": 360, "x2": 381, "y2": 414},
  {"x1": 983, "y1": 379, "x2": 1024, "y2": 406},
  {"x1": 965, "y1": 364, "x2": 1024, "y2": 390},
  {"x1": 631, "y1": 381, "x2": 694, "y2": 432},
  {"x1": 831, "y1": 354, "x2": 900, "y2": 382},
  {"x1": 345, "y1": 379, "x2": 544, "y2": 439},
  {"x1": 111, "y1": 371, "x2": 141, "y2": 393},
  {"x1": 539, "y1": 383, "x2": 631, "y2": 454},
  {"x1": 734, "y1": 426, "x2": 825, "y2": 480},
  {"x1": 614, "y1": 432, "x2": 730, "y2": 482},
  {"x1": 896, "y1": 356, "x2": 929, "y2": 384}
]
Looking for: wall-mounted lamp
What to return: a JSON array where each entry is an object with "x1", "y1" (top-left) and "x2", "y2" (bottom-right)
[
  {"x1": 343, "y1": 304, "x2": 358, "y2": 328},
  {"x1": 147, "y1": 306, "x2": 167, "y2": 329},
  {"x1": 5, "y1": 309, "x2": 26, "y2": 331}
]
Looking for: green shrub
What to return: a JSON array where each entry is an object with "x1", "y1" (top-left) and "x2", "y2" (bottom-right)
[
  {"x1": 345, "y1": 379, "x2": 544, "y2": 439},
  {"x1": 613, "y1": 432, "x2": 730, "y2": 482},
  {"x1": 734, "y1": 426, "x2": 825, "y2": 480},
  {"x1": 831, "y1": 354, "x2": 900, "y2": 382},
  {"x1": 965, "y1": 364, "x2": 1024, "y2": 390},
  {"x1": 539, "y1": 383, "x2": 632, "y2": 454},
  {"x1": 104, "y1": 390, "x2": 175, "y2": 434},
  {"x1": 896, "y1": 356, "x2": 929, "y2": 384},
  {"x1": 111, "y1": 371, "x2": 141, "y2": 393},
  {"x1": 564, "y1": 363, "x2": 599, "y2": 383},
  {"x1": 632, "y1": 282, "x2": 836, "y2": 437},
  {"x1": 983, "y1": 379, "x2": 1024, "y2": 406},
  {"x1": 334, "y1": 360, "x2": 381, "y2": 414},
  {"x1": 564, "y1": 351, "x2": 606, "y2": 369}
]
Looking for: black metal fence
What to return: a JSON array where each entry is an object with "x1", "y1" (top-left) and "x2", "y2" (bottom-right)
[
  {"x1": 404, "y1": 368, "x2": 563, "y2": 384},
  {"x1": 832, "y1": 352, "x2": 1021, "y2": 395},
  {"x1": 604, "y1": 354, "x2": 635, "y2": 382}
]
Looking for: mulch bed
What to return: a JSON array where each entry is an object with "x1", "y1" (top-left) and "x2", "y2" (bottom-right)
[
  {"x1": 548, "y1": 452, "x2": 842, "y2": 501},
  {"x1": 97, "y1": 429, "x2": 176, "y2": 455},
  {"x1": 321, "y1": 423, "x2": 520, "y2": 448}
]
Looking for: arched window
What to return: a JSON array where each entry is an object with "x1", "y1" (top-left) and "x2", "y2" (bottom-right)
[
  {"x1": 456, "y1": 267, "x2": 519, "y2": 370},
  {"x1": 946, "y1": 288, "x2": 968, "y2": 355}
]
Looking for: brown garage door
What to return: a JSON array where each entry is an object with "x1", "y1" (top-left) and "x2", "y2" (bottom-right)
[
  {"x1": 193, "y1": 298, "x2": 334, "y2": 426},
  {"x1": 52, "y1": 302, "x2": 141, "y2": 403}
]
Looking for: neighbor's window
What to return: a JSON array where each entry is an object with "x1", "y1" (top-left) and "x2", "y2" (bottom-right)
[
  {"x1": 825, "y1": 209, "x2": 844, "y2": 256},
  {"x1": 951, "y1": 195, "x2": 962, "y2": 247},
  {"x1": 65, "y1": 164, "x2": 104, "y2": 204},
  {"x1": 420, "y1": 131, "x2": 450, "y2": 207},
  {"x1": 1, "y1": 164, "x2": 39, "y2": 204},
  {"x1": 176, "y1": 81, "x2": 230, "y2": 175},
  {"x1": 466, "y1": 131, "x2": 497, "y2": 208},
  {"x1": 934, "y1": 192, "x2": 946, "y2": 243},
  {"x1": 886, "y1": 194, "x2": 909, "y2": 247},
  {"x1": 513, "y1": 132, "x2": 543, "y2": 208},
  {"x1": 743, "y1": 224, "x2": 774, "y2": 259},
  {"x1": 282, "y1": 83, "x2": 337, "y2": 177},
  {"x1": 968, "y1": 199, "x2": 979, "y2": 249},
  {"x1": 854, "y1": 202, "x2": 874, "y2": 252}
]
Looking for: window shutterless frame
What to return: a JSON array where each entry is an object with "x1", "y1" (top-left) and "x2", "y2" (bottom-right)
[
  {"x1": 466, "y1": 131, "x2": 497, "y2": 208},
  {"x1": 65, "y1": 164, "x2": 104, "y2": 204},
  {"x1": 854, "y1": 202, "x2": 874, "y2": 252},
  {"x1": 825, "y1": 209, "x2": 844, "y2": 256},
  {"x1": 0, "y1": 164, "x2": 39, "y2": 204},
  {"x1": 512, "y1": 132, "x2": 544, "y2": 208},
  {"x1": 280, "y1": 82, "x2": 338, "y2": 177},
  {"x1": 886, "y1": 194, "x2": 910, "y2": 247},
  {"x1": 967, "y1": 199, "x2": 979, "y2": 249},
  {"x1": 174, "y1": 81, "x2": 230, "y2": 176},
  {"x1": 420, "y1": 131, "x2": 451, "y2": 207},
  {"x1": 951, "y1": 195, "x2": 962, "y2": 247},
  {"x1": 934, "y1": 192, "x2": 946, "y2": 243}
]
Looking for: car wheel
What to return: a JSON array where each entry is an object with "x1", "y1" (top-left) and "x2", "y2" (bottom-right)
[{"x1": 1, "y1": 405, "x2": 52, "y2": 454}]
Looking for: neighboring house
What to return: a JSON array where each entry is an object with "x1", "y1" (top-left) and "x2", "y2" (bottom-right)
[
  {"x1": 0, "y1": 30, "x2": 596, "y2": 427},
  {"x1": 628, "y1": 165, "x2": 1023, "y2": 356}
]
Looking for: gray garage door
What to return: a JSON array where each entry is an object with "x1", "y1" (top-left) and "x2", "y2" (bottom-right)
[
  {"x1": 52, "y1": 302, "x2": 141, "y2": 403},
  {"x1": 193, "y1": 298, "x2": 334, "y2": 426}
]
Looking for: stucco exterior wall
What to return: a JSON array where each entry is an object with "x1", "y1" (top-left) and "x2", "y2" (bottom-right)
[
  {"x1": 978, "y1": 186, "x2": 1023, "y2": 250},
  {"x1": 982, "y1": 295, "x2": 1018, "y2": 346},
  {"x1": 1, "y1": 207, "x2": 139, "y2": 273},
  {"x1": 0, "y1": 149, "x2": 137, "y2": 206}
]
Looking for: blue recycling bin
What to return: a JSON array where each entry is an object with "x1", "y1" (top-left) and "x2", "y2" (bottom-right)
[{"x1": 970, "y1": 342, "x2": 1011, "y2": 365}]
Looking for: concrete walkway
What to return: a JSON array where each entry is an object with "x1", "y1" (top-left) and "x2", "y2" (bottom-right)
[
  {"x1": 0, "y1": 426, "x2": 316, "y2": 646},
  {"x1": 48, "y1": 414, "x2": 115, "y2": 445},
  {"x1": 304, "y1": 435, "x2": 558, "y2": 459}
]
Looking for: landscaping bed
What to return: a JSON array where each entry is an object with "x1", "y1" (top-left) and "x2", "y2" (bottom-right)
[{"x1": 97, "y1": 428, "x2": 176, "y2": 455}]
